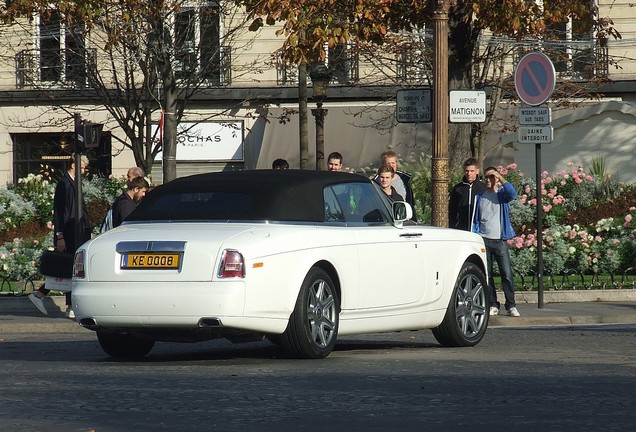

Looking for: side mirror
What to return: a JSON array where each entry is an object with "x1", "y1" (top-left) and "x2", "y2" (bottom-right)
[{"x1": 393, "y1": 201, "x2": 413, "y2": 225}]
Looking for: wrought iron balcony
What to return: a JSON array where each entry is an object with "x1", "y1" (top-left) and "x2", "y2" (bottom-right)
[
  {"x1": 276, "y1": 45, "x2": 359, "y2": 86},
  {"x1": 174, "y1": 45, "x2": 232, "y2": 86},
  {"x1": 16, "y1": 46, "x2": 231, "y2": 90},
  {"x1": 396, "y1": 51, "x2": 433, "y2": 84},
  {"x1": 15, "y1": 48, "x2": 97, "y2": 89},
  {"x1": 516, "y1": 42, "x2": 610, "y2": 80}
]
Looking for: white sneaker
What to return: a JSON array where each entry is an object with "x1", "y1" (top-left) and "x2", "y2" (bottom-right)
[
  {"x1": 508, "y1": 307, "x2": 520, "y2": 317},
  {"x1": 489, "y1": 307, "x2": 499, "y2": 316},
  {"x1": 28, "y1": 293, "x2": 48, "y2": 316},
  {"x1": 65, "y1": 307, "x2": 75, "y2": 319}
]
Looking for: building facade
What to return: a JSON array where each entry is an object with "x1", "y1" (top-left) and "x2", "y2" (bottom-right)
[{"x1": 0, "y1": 1, "x2": 635, "y2": 185}]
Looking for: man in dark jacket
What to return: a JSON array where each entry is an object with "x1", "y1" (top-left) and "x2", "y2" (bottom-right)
[
  {"x1": 29, "y1": 154, "x2": 91, "y2": 317},
  {"x1": 111, "y1": 176, "x2": 150, "y2": 228},
  {"x1": 373, "y1": 150, "x2": 417, "y2": 221},
  {"x1": 449, "y1": 157, "x2": 487, "y2": 231}
]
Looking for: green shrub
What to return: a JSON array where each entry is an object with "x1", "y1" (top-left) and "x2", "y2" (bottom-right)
[{"x1": 0, "y1": 164, "x2": 634, "y2": 283}]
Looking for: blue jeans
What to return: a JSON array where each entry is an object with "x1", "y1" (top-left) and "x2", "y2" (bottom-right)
[{"x1": 484, "y1": 238, "x2": 516, "y2": 310}]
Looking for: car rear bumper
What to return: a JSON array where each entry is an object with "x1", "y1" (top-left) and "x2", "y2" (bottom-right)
[{"x1": 71, "y1": 281, "x2": 289, "y2": 334}]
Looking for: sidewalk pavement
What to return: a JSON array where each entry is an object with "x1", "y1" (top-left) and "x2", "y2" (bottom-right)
[{"x1": 2, "y1": 291, "x2": 636, "y2": 333}]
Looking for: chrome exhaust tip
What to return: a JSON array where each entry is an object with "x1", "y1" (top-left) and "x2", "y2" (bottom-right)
[
  {"x1": 198, "y1": 318, "x2": 223, "y2": 328},
  {"x1": 79, "y1": 318, "x2": 98, "y2": 329}
]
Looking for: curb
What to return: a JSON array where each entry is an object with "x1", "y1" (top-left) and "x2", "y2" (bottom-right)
[
  {"x1": 1, "y1": 295, "x2": 68, "y2": 315},
  {"x1": 511, "y1": 289, "x2": 636, "y2": 304},
  {"x1": 489, "y1": 313, "x2": 636, "y2": 327}
]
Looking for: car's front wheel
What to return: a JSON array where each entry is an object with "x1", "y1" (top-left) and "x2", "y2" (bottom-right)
[
  {"x1": 96, "y1": 330, "x2": 155, "y2": 359},
  {"x1": 281, "y1": 267, "x2": 340, "y2": 359},
  {"x1": 433, "y1": 262, "x2": 488, "y2": 347}
]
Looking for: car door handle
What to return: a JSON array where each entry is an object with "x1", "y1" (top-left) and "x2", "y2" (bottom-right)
[{"x1": 399, "y1": 233, "x2": 423, "y2": 238}]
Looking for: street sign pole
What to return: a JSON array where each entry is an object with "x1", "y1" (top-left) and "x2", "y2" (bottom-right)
[
  {"x1": 535, "y1": 144, "x2": 545, "y2": 308},
  {"x1": 514, "y1": 52, "x2": 556, "y2": 309},
  {"x1": 74, "y1": 113, "x2": 83, "y2": 253}
]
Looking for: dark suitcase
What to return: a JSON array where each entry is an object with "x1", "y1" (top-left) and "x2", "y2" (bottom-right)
[{"x1": 39, "y1": 250, "x2": 74, "y2": 278}]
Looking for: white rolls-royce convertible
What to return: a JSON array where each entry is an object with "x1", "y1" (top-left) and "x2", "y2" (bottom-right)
[{"x1": 72, "y1": 170, "x2": 489, "y2": 359}]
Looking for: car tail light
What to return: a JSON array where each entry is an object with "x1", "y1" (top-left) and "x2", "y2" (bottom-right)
[
  {"x1": 74, "y1": 250, "x2": 85, "y2": 278},
  {"x1": 218, "y1": 249, "x2": 244, "y2": 278}
]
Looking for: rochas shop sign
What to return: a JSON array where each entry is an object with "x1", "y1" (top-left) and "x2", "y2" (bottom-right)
[{"x1": 154, "y1": 121, "x2": 244, "y2": 161}]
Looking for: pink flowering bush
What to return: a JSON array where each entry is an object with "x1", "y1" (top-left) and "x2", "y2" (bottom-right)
[{"x1": 504, "y1": 160, "x2": 636, "y2": 278}]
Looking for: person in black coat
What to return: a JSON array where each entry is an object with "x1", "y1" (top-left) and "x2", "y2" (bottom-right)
[
  {"x1": 29, "y1": 155, "x2": 91, "y2": 317},
  {"x1": 449, "y1": 157, "x2": 487, "y2": 231},
  {"x1": 111, "y1": 176, "x2": 150, "y2": 228}
]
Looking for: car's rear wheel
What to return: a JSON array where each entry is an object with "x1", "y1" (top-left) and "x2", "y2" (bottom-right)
[
  {"x1": 96, "y1": 330, "x2": 155, "y2": 359},
  {"x1": 433, "y1": 262, "x2": 488, "y2": 347},
  {"x1": 281, "y1": 267, "x2": 339, "y2": 359}
]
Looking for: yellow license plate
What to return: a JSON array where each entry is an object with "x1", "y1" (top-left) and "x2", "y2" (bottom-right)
[{"x1": 121, "y1": 253, "x2": 181, "y2": 269}]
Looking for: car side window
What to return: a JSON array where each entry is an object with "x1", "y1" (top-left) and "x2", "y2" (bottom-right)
[
  {"x1": 324, "y1": 187, "x2": 345, "y2": 222},
  {"x1": 331, "y1": 183, "x2": 392, "y2": 224}
]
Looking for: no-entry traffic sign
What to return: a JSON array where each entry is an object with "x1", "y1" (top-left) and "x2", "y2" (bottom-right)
[{"x1": 514, "y1": 52, "x2": 556, "y2": 106}]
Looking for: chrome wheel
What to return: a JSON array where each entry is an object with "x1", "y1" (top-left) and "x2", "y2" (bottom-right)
[
  {"x1": 305, "y1": 277, "x2": 338, "y2": 349},
  {"x1": 454, "y1": 269, "x2": 488, "y2": 340},
  {"x1": 433, "y1": 262, "x2": 489, "y2": 347},
  {"x1": 282, "y1": 267, "x2": 340, "y2": 358}
]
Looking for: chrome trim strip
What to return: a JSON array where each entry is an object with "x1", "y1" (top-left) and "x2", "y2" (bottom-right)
[{"x1": 116, "y1": 241, "x2": 187, "y2": 253}]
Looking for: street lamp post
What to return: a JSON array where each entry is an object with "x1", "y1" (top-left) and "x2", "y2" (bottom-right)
[
  {"x1": 431, "y1": 0, "x2": 450, "y2": 227},
  {"x1": 310, "y1": 64, "x2": 330, "y2": 171}
]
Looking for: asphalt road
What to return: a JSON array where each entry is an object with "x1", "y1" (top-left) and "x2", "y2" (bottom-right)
[{"x1": 1, "y1": 323, "x2": 635, "y2": 432}]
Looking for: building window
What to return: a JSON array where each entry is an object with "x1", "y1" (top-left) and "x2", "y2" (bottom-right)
[
  {"x1": 327, "y1": 43, "x2": 358, "y2": 84},
  {"x1": 39, "y1": 11, "x2": 88, "y2": 85},
  {"x1": 395, "y1": 31, "x2": 433, "y2": 84},
  {"x1": 16, "y1": 10, "x2": 93, "y2": 88},
  {"x1": 276, "y1": 52, "x2": 298, "y2": 85},
  {"x1": 12, "y1": 133, "x2": 112, "y2": 184},
  {"x1": 174, "y1": 5, "x2": 230, "y2": 84},
  {"x1": 543, "y1": 1, "x2": 605, "y2": 79}
]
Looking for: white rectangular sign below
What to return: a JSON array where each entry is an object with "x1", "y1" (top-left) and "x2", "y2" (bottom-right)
[
  {"x1": 45, "y1": 276, "x2": 72, "y2": 292},
  {"x1": 449, "y1": 90, "x2": 486, "y2": 123},
  {"x1": 518, "y1": 126, "x2": 553, "y2": 144},
  {"x1": 519, "y1": 107, "x2": 552, "y2": 125}
]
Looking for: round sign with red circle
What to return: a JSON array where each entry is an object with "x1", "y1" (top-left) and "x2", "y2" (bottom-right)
[{"x1": 514, "y1": 52, "x2": 556, "y2": 106}]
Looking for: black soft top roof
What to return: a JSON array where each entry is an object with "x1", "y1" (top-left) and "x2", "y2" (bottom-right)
[{"x1": 127, "y1": 169, "x2": 371, "y2": 223}]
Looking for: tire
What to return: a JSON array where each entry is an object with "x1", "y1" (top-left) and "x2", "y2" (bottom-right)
[
  {"x1": 266, "y1": 335, "x2": 282, "y2": 346},
  {"x1": 432, "y1": 262, "x2": 489, "y2": 347},
  {"x1": 96, "y1": 330, "x2": 155, "y2": 359},
  {"x1": 281, "y1": 267, "x2": 340, "y2": 359}
]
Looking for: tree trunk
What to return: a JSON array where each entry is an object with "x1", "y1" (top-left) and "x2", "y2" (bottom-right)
[
  {"x1": 298, "y1": 62, "x2": 310, "y2": 170},
  {"x1": 162, "y1": 87, "x2": 178, "y2": 183},
  {"x1": 448, "y1": 7, "x2": 478, "y2": 171}
]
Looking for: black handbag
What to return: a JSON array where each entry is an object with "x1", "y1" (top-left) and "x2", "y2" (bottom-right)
[{"x1": 39, "y1": 250, "x2": 74, "y2": 278}]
